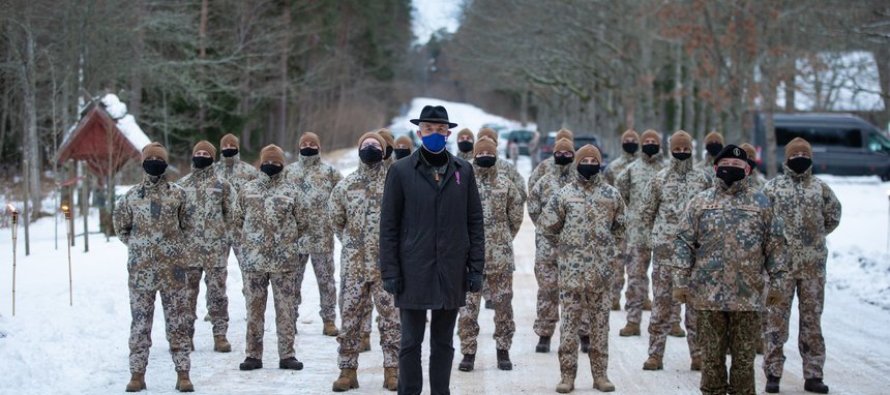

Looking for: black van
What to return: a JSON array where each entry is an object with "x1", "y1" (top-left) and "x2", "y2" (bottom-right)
[{"x1": 752, "y1": 113, "x2": 890, "y2": 180}]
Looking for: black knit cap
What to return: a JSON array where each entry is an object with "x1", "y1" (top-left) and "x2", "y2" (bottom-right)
[{"x1": 713, "y1": 144, "x2": 748, "y2": 163}]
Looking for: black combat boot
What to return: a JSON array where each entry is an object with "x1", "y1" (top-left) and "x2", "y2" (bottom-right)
[
  {"x1": 496, "y1": 349, "x2": 512, "y2": 371},
  {"x1": 536, "y1": 336, "x2": 551, "y2": 353},
  {"x1": 279, "y1": 357, "x2": 304, "y2": 370},
  {"x1": 239, "y1": 357, "x2": 263, "y2": 371},
  {"x1": 804, "y1": 378, "x2": 829, "y2": 394},
  {"x1": 458, "y1": 354, "x2": 475, "y2": 372},
  {"x1": 765, "y1": 375, "x2": 780, "y2": 393}
]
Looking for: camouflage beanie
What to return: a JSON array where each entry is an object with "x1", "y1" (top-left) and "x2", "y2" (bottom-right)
[
  {"x1": 705, "y1": 131, "x2": 724, "y2": 145},
  {"x1": 142, "y1": 142, "x2": 169, "y2": 162},
  {"x1": 299, "y1": 132, "x2": 320, "y2": 148},
  {"x1": 474, "y1": 136, "x2": 498, "y2": 156},
  {"x1": 457, "y1": 128, "x2": 475, "y2": 141},
  {"x1": 740, "y1": 143, "x2": 758, "y2": 168},
  {"x1": 478, "y1": 127, "x2": 499, "y2": 142},
  {"x1": 556, "y1": 128, "x2": 574, "y2": 142},
  {"x1": 785, "y1": 137, "x2": 812, "y2": 158},
  {"x1": 377, "y1": 128, "x2": 395, "y2": 149},
  {"x1": 395, "y1": 135, "x2": 413, "y2": 149},
  {"x1": 669, "y1": 130, "x2": 692, "y2": 151},
  {"x1": 259, "y1": 144, "x2": 285, "y2": 165},
  {"x1": 554, "y1": 137, "x2": 575, "y2": 153},
  {"x1": 641, "y1": 129, "x2": 662, "y2": 144},
  {"x1": 193, "y1": 140, "x2": 217, "y2": 158},
  {"x1": 621, "y1": 129, "x2": 639, "y2": 142},
  {"x1": 358, "y1": 131, "x2": 387, "y2": 150},
  {"x1": 220, "y1": 133, "x2": 239, "y2": 149},
  {"x1": 574, "y1": 144, "x2": 602, "y2": 166}
]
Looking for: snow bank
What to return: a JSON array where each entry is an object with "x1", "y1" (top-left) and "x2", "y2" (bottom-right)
[{"x1": 389, "y1": 97, "x2": 534, "y2": 134}]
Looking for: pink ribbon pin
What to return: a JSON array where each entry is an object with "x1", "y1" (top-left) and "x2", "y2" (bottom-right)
[{"x1": 455, "y1": 171, "x2": 461, "y2": 185}]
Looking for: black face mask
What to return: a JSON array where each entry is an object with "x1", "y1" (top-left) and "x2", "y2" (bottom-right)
[
  {"x1": 192, "y1": 156, "x2": 213, "y2": 169},
  {"x1": 554, "y1": 155, "x2": 574, "y2": 166},
  {"x1": 672, "y1": 152, "x2": 691, "y2": 161},
  {"x1": 475, "y1": 156, "x2": 496, "y2": 168},
  {"x1": 458, "y1": 141, "x2": 474, "y2": 153},
  {"x1": 394, "y1": 148, "x2": 411, "y2": 160},
  {"x1": 260, "y1": 163, "x2": 283, "y2": 176},
  {"x1": 359, "y1": 147, "x2": 383, "y2": 164},
  {"x1": 716, "y1": 166, "x2": 746, "y2": 187},
  {"x1": 300, "y1": 147, "x2": 319, "y2": 157},
  {"x1": 622, "y1": 142, "x2": 639, "y2": 154},
  {"x1": 143, "y1": 160, "x2": 167, "y2": 176},
  {"x1": 642, "y1": 144, "x2": 660, "y2": 157},
  {"x1": 706, "y1": 143, "x2": 723, "y2": 157},
  {"x1": 787, "y1": 157, "x2": 812, "y2": 174},
  {"x1": 221, "y1": 148, "x2": 238, "y2": 158},
  {"x1": 384, "y1": 145, "x2": 393, "y2": 160},
  {"x1": 577, "y1": 164, "x2": 601, "y2": 179}
]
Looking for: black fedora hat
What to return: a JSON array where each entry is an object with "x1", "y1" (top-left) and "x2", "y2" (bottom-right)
[{"x1": 410, "y1": 105, "x2": 458, "y2": 128}]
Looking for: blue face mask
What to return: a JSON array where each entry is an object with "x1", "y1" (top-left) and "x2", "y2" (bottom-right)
[{"x1": 421, "y1": 132, "x2": 447, "y2": 153}]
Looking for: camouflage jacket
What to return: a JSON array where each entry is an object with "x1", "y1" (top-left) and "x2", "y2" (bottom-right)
[
  {"x1": 213, "y1": 154, "x2": 260, "y2": 195},
  {"x1": 747, "y1": 170, "x2": 767, "y2": 190},
  {"x1": 538, "y1": 174, "x2": 626, "y2": 291},
  {"x1": 473, "y1": 164, "x2": 524, "y2": 273},
  {"x1": 528, "y1": 163, "x2": 575, "y2": 226},
  {"x1": 497, "y1": 159, "x2": 527, "y2": 203},
  {"x1": 456, "y1": 150, "x2": 473, "y2": 161},
  {"x1": 762, "y1": 165, "x2": 841, "y2": 279},
  {"x1": 670, "y1": 180, "x2": 788, "y2": 311},
  {"x1": 695, "y1": 154, "x2": 717, "y2": 177},
  {"x1": 329, "y1": 161, "x2": 387, "y2": 282},
  {"x1": 604, "y1": 151, "x2": 638, "y2": 185},
  {"x1": 235, "y1": 173, "x2": 305, "y2": 273},
  {"x1": 285, "y1": 155, "x2": 343, "y2": 254},
  {"x1": 113, "y1": 175, "x2": 190, "y2": 291},
  {"x1": 528, "y1": 157, "x2": 555, "y2": 192},
  {"x1": 641, "y1": 158, "x2": 712, "y2": 255},
  {"x1": 615, "y1": 154, "x2": 666, "y2": 245},
  {"x1": 177, "y1": 166, "x2": 238, "y2": 267}
]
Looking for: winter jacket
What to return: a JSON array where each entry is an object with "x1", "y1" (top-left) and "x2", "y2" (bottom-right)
[
  {"x1": 235, "y1": 172, "x2": 305, "y2": 273},
  {"x1": 286, "y1": 155, "x2": 343, "y2": 254},
  {"x1": 329, "y1": 160, "x2": 387, "y2": 283},
  {"x1": 177, "y1": 166, "x2": 237, "y2": 268}
]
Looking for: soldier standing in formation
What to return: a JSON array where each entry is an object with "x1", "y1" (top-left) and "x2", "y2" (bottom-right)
[
  {"x1": 394, "y1": 135, "x2": 414, "y2": 160},
  {"x1": 213, "y1": 133, "x2": 260, "y2": 273},
  {"x1": 671, "y1": 145, "x2": 787, "y2": 395},
  {"x1": 762, "y1": 138, "x2": 841, "y2": 394},
  {"x1": 286, "y1": 132, "x2": 342, "y2": 337},
  {"x1": 330, "y1": 132, "x2": 401, "y2": 392},
  {"x1": 528, "y1": 128, "x2": 574, "y2": 192},
  {"x1": 236, "y1": 144, "x2": 305, "y2": 372},
  {"x1": 455, "y1": 128, "x2": 475, "y2": 161},
  {"x1": 377, "y1": 128, "x2": 397, "y2": 169},
  {"x1": 457, "y1": 137, "x2": 523, "y2": 372},
  {"x1": 616, "y1": 129, "x2": 665, "y2": 336},
  {"x1": 696, "y1": 131, "x2": 724, "y2": 176},
  {"x1": 539, "y1": 144, "x2": 625, "y2": 394},
  {"x1": 740, "y1": 143, "x2": 767, "y2": 190},
  {"x1": 603, "y1": 129, "x2": 639, "y2": 310},
  {"x1": 114, "y1": 142, "x2": 194, "y2": 392},
  {"x1": 477, "y1": 127, "x2": 527, "y2": 203},
  {"x1": 177, "y1": 141, "x2": 237, "y2": 354},
  {"x1": 639, "y1": 131, "x2": 711, "y2": 371}
]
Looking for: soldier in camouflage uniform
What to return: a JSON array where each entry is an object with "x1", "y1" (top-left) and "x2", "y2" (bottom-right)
[
  {"x1": 696, "y1": 131, "x2": 724, "y2": 177},
  {"x1": 640, "y1": 131, "x2": 711, "y2": 371},
  {"x1": 394, "y1": 135, "x2": 414, "y2": 160},
  {"x1": 616, "y1": 129, "x2": 666, "y2": 336},
  {"x1": 377, "y1": 128, "x2": 396, "y2": 169},
  {"x1": 236, "y1": 144, "x2": 306, "y2": 372},
  {"x1": 529, "y1": 138, "x2": 582, "y2": 353},
  {"x1": 528, "y1": 128, "x2": 574, "y2": 192},
  {"x1": 477, "y1": 127, "x2": 527, "y2": 203},
  {"x1": 213, "y1": 133, "x2": 259, "y2": 279},
  {"x1": 762, "y1": 138, "x2": 841, "y2": 394},
  {"x1": 178, "y1": 141, "x2": 237, "y2": 354},
  {"x1": 285, "y1": 132, "x2": 343, "y2": 337},
  {"x1": 740, "y1": 143, "x2": 766, "y2": 190},
  {"x1": 114, "y1": 142, "x2": 194, "y2": 392},
  {"x1": 455, "y1": 128, "x2": 475, "y2": 161},
  {"x1": 604, "y1": 129, "x2": 639, "y2": 310},
  {"x1": 671, "y1": 145, "x2": 787, "y2": 395},
  {"x1": 330, "y1": 132, "x2": 401, "y2": 392},
  {"x1": 539, "y1": 144, "x2": 625, "y2": 394},
  {"x1": 456, "y1": 137, "x2": 523, "y2": 372}
]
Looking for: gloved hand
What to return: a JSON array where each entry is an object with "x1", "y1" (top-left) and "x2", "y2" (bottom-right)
[
  {"x1": 672, "y1": 287, "x2": 689, "y2": 304},
  {"x1": 766, "y1": 289, "x2": 783, "y2": 306},
  {"x1": 467, "y1": 272, "x2": 484, "y2": 293},
  {"x1": 383, "y1": 277, "x2": 403, "y2": 295}
]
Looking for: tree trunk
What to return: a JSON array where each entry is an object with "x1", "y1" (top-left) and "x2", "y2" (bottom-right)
[
  {"x1": 129, "y1": 0, "x2": 146, "y2": 117},
  {"x1": 197, "y1": 0, "x2": 209, "y2": 133},
  {"x1": 22, "y1": 25, "x2": 42, "y2": 216}
]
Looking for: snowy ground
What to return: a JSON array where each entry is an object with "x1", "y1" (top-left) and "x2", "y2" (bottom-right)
[{"x1": 2, "y1": 106, "x2": 890, "y2": 394}]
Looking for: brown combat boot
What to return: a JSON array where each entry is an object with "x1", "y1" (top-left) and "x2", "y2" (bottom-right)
[
  {"x1": 619, "y1": 322, "x2": 640, "y2": 337},
  {"x1": 383, "y1": 367, "x2": 398, "y2": 391},
  {"x1": 175, "y1": 371, "x2": 194, "y2": 392},
  {"x1": 555, "y1": 376, "x2": 574, "y2": 393},
  {"x1": 593, "y1": 376, "x2": 616, "y2": 392},
  {"x1": 642, "y1": 356, "x2": 663, "y2": 370},
  {"x1": 332, "y1": 368, "x2": 359, "y2": 392},
  {"x1": 642, "y1": 297, "x2": 652, "y2": 311},
  {"x1": 323, "y1": 321, "x2": 339, "y2": 337},
  {"x1": 690, "y1": 356, "x2": 701, "y2": 371},
  {"x1": 125, "y1": 372, "x2": 146, "y2": 392},
  {"x1": 359, "y1": 333, "x2": 371, "y2": 352},
  {"x1": 213, "y1": 335, "x2": 231, "y2": 353},
  {"x1": 669, "y1": 323, "x2": 687, "y2": 337}
]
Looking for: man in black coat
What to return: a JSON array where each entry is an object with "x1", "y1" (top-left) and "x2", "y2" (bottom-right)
[{"x1": 380, "y1": 105, "x2": 486, "y2": 395}]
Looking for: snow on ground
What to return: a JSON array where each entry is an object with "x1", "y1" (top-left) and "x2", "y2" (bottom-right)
[{"x1": 2, "y1": 104, "x2": 890, "y2": 394}]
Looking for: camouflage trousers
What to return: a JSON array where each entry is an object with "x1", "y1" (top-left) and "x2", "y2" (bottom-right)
[
  {"x1": 339, "y1": 270, "x2": 374, "y2": 339},
  {"x1": 128, "y1": 285, "x2": 192, "y2": 373},
  {"x1": 243, "y1": 271, "x2": 297, "y2": 360},
  {"x1": 763, "y1": 276, "x2": 826, "y2": 379},
  {"x1": 294, "y1": 253, "x2": 338, "y2": 323},
  {"x1": 534, "y1": 234, "x2": 589, "y2": 337},
  {"x1": 625, "y1": 245, "x2": 652, "y2": 324},
  {"x1": 558, "y1": 287, "x2": 610, "y2": 380},
  {"x1": 610, "y1": 238, "x2": 628, "y2": 305},
  {"x1": 338, "y1": 274, "x2": 400, "y2": 369},
  {"x1": 698, "y1": 310, "x2": 759, "y2": 395},
  {"x1": 647, "y1": 264, "x2": 698, "y2": 359},
  {"x1": 185, "y1": 263, "x2": 229, "y2": 338},
  {"x1": 458, "y1": 272, "x2": 515, "y2": 355}
]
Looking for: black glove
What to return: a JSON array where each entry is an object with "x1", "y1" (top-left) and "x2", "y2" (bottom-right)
[
  {"x1": 383, "y1": 277, "x2": 403, "y2": 295},
  {"x1": 467, "y1": 272, "x2": 484, "y2": 293}
]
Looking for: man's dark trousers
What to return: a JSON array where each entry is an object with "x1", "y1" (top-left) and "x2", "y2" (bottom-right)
[{"x1": 398, "y1": 308, "x2": 459, "y2": 395}]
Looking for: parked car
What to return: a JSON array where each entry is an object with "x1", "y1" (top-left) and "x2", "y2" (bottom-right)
[
  {"x1": 538, "y1": 131, "x2": 608, "y2": 166},
  {"x1": 752, "y1": 112, "x2": 890, "y2": 180}
]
